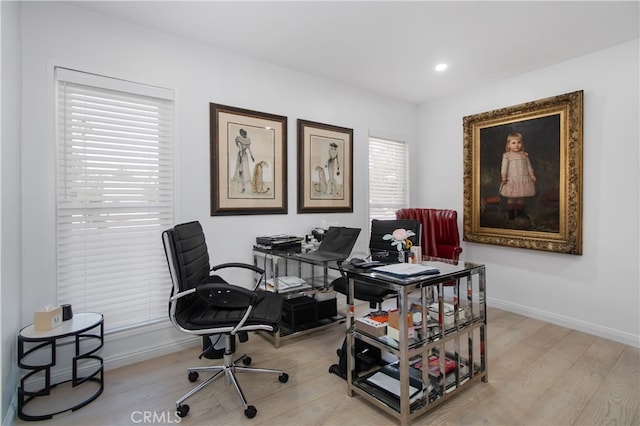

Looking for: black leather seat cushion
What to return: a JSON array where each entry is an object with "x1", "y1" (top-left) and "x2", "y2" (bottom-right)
[
  {"x1": 331, "y1": 276, "x2": 394, "y2": 304},
  {"x1": 176, "y1": 290, "x2": 283, "y2": 331}
]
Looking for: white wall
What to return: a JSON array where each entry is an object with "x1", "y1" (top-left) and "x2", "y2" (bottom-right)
[
  {"x1": 1, "y1": 1, "x2": 23, "y2": 423},
  {"x1": 417, "y1": 40, "x2": 640, "y2": 346},
  {"x1": 18, "y1": 2, "x2": 417, "y2": 368}
]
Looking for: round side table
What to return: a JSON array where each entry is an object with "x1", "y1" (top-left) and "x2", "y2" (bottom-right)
[{"x1": 17, "y1": 312, "x2": 104, "y2": 421}]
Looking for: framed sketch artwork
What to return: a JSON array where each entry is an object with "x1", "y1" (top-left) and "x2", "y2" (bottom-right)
[
  {"x1": 210, "y1": 103, "x2": 287, "y2": 215},
  {"x1": 297, "y1": 119, "x2": 353, "y2": 213},
  {"x1": 462, "y1": 91, "x2": 583, "y2": 254}
]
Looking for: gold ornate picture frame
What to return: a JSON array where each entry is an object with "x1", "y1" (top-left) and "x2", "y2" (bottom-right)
[
  {"x1": 297, "y1": 119, "x2": 353, "y2": 213},
  {"x1": 463, "y1": 91, "x2": 583, "y2": 254},
  {"x1": 210, "y1": 103, "x2": 287, "y2": 215}
]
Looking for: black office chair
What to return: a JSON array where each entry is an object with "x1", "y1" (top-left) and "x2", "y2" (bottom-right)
[
  {"x1": 162, "y1": 221, "x2": 289, "y2": 419},
  {"x1": 331, "y1": 219, "x2": 422, "y2": 309}
]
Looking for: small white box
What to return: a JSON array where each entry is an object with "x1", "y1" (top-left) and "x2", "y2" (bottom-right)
[
  {"x1": 355, "y1": 317, "x2": 388, "y2": 337},
  {"x1": 34, "y1": 306, "x2": 63, "y2": 331},
  {"x1": 387, "y1": 324, "x2": 416, "y2": 341}
]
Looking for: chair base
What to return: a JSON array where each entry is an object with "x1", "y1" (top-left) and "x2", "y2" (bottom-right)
[{"x1": 176, "y1": 336, "x2": 288, "y2": 419}]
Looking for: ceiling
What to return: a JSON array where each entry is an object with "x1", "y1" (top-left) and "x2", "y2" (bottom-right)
[{"x1": 70, "y1": 1, "x2": 639, "y2": 104}]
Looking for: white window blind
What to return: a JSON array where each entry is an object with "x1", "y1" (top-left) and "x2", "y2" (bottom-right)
[
  {"x1": 55, "y1": 68, "x2": 174, "y2": 332},
  {"x1": 369, "y1": 137, "x2": 408, "y2": 221}
]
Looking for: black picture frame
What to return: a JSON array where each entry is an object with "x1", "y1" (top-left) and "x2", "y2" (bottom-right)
[
  {"x1": 210, "y1": 103, "x2": 287, "y2": 215},
  {"x1": 297, "y1": 119, "x2": 353, "y2": 213}
]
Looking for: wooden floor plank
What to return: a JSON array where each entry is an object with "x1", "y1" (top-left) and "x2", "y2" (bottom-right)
[{"x1": 574, "y1": 345, "x2": 640, "y2": 426}]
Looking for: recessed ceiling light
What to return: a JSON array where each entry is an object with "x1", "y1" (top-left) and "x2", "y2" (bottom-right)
[{"x1": 435, "y1": 63, "x2": 448, "y2": 72}]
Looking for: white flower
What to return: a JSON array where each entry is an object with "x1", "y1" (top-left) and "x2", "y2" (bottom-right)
[{"x1": 383, "y1": 228, "x2": 416, "y2": 251}]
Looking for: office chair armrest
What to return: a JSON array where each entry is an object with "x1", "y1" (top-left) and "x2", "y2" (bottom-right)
[
  {"x1": 211, "y1": 262, "x2": 265, "y2": 275},
  {"x1": 196, "y1": 282, "x2": 259, "y2": 309},
  {"x1": 211, "y1": 262, "x2": 266, "y2": 290}
]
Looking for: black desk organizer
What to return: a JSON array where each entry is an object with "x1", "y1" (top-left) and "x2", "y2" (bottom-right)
[{"x1": 282, "y1": 296, "x2": 318, "y2": 327}]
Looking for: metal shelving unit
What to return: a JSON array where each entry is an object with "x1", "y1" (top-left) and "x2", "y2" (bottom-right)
[
  {"x1": 252, "y1": 247, "x2": 345, "y2": 348},
  {"x1": 343, "y1": 259, "x2": 487, "y2": 425}
]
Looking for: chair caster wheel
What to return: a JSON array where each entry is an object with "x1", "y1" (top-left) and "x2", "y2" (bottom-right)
[
  {"x1": 177, "y1": 404, "x2": 190, "y2": 418},
  {"x1": 279, "y1": 373, "x2": 289, "y2": 383},
  {"x1": 243, "y1": 356, "x2": 252, "y2": 365},
  {"x1": 244, "y1": 405, "x2": 257, "y2": 418},
  {"x1": 188, "y1": 371, "x2": 199, "y2": 382}
]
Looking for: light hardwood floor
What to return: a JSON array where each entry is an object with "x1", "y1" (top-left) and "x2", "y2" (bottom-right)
[{"x1": 16, "y1": 307, "x2": 639, "y2": 426}]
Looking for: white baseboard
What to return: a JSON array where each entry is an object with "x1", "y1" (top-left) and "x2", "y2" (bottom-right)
[
  {"x1": 101, "y1": 320, "x2": 200, "y2": 371},
  {"x1": 4, "y1": 392, "x2": 17, "y2": 426},
  {"x1": 103, "y1": 335, "x2": 199, "y2": 372},
  {"x1": 487, "y1": 297, "x2": 640, "y2": 348}
]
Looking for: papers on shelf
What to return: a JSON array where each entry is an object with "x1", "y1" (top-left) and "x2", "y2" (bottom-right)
[
  {"x1": 428, "y1": 302, "x2": 467, "y2": 326},
  {"x1": 372, "y1": 263, "x2": 439, "y2": 277},
  {"x1": 365, "y1": 362, "x2": 429, "y2": 403},
  {"x1": 365, "y1": 371, "x2": 422, "y2": 402},
  {"x1": 266, "y1": 276, "x2": 311, "y2": 292}
]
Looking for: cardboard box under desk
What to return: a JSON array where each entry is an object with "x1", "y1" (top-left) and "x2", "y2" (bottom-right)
[
  {"x1": 282, "y1": 296, "x2": 317, "y2": 327},
  {"x1": 387, "y1": 309, "x2": 415, "y2": 341}
]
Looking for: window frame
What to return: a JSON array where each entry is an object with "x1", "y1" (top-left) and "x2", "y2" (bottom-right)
[
  {"x1": 368, "y1": 135, "x2": 409, "y2": 223},
  {"x1": 54, "y1": 67, "x2": 175, "y2": 333}
]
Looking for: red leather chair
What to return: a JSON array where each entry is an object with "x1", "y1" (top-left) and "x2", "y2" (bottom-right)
[{"x1": 395, "y1": 208, "x2": 462, "y2": 261}]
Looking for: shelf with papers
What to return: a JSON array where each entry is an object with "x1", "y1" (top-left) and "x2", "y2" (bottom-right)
[
  {"x1": 354, "y1": 374, "x2": 427, "y2": 413},
  {"x1": 266, "y1": 276, "x2": 312, "y2": 293},
  {"x1": 352, "y1": 355, "x2": 478, "y2": 413},
  {"x1": 252, "y1": 247, "x2": 345, "y2": 348},
  {"x1": 351, "y1": 299, "x2": 482, "y2": 353},
  {"x1": 342, "y1": 259, "x2": 488, "y2": 426}
]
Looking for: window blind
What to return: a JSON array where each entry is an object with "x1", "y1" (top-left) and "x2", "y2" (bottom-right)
[
  {"x1": 55, "y1": 68, "x2": 175, "y2": 332},
  {"x1": 369, "y1": 137, "x2": 408, "y2": 221}
]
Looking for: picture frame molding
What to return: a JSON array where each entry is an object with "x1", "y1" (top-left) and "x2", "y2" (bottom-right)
[
  {"x1": 210, "y1": 103, "x2": 288, "y2": 216},
  {"x1": 462, "y1": 90, "x2": 584, "y2": 254},
  {"x1": 297, "y1": 119, "x2": 354, "y2": 213}
]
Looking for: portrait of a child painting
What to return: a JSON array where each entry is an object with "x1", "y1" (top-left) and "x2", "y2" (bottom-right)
[{"x1": 463, "y1": 90, "x2": 583, "y2": 254}]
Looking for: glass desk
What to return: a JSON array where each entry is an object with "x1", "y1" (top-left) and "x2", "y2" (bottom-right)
[
  {"x1": 252, "y1": 246, "x2": 346, "y2": 347},
  {"x1": 341, "y1": 258, "x2": 488, "y2": 426}
]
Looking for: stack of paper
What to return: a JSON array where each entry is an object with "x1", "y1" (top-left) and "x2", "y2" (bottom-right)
[
  {"x1": 266, "y1": 276, "x2": 310, "y2": 291},
  {"x1": 365, "y1": 363, "x2": 427, "y2": 403},
  {"x1": 372, "y1": 263, "x2": 439, "y2": 277}
]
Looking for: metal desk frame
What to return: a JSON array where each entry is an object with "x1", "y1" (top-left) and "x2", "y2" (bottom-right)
[
  {"x1": 252, "y1": 246, "x2": 345, "y2": 347},
  {"x1": 344, "y1": 259, "x2": 487, "y2": 425}
]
